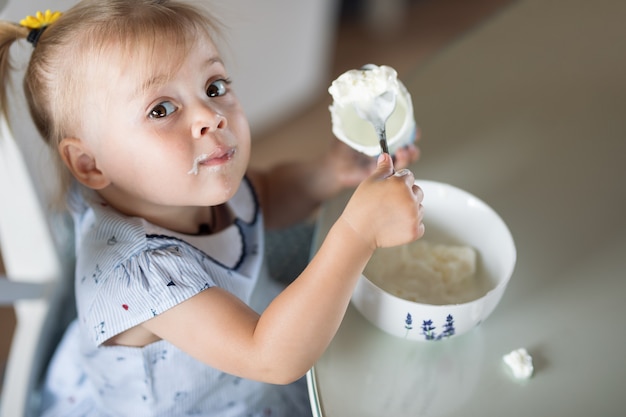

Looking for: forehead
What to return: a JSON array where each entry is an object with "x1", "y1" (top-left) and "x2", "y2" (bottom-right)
[
  {"x1": 127, "y1": 38, "x2": 221, "y2": 100},
  {"x1": 92, "y1": 28, "x2": 220, "y2": 92}
]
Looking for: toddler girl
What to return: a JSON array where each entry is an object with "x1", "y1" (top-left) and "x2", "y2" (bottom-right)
[{"x1": 0, "y1": 1, "x2": 424, "y2": 416}]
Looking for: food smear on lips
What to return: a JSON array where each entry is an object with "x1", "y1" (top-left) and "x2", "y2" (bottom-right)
[
  {"x1": 365, "y1": 240, "x2": 490, "y2": 305},
  {"x1": 187, "y1": 150, "x2": 234, "y2": 175},
  {"x1": 187, "y1": 154, "x2": 209, "y2": 175},
  {"x1": 328, "y1": 64, "x2": 413, "y2": 153}
]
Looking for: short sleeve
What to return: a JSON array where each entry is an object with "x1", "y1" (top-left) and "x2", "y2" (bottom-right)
[
  {"x1": 73, "y1": 178, "x2": 263, "y2": 348},
  {"x1": 81, "y1": 241, "x2": 222, "y2": 346}
]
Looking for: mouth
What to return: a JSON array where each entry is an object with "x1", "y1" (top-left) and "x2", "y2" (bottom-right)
[{"x1": 187, "y1": 148, "x2": 236, "y2": 175}]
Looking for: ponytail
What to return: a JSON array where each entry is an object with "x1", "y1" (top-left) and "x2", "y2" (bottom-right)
[
  {"x1": 0, "y1": 11, "x2": 68, "y2": 209},
  {"x1": 0, "y1": 21, "x2": 29, "y2": 120},
  {"x1": 0, "y1": 10, "x2": 62, "y2": 127}
]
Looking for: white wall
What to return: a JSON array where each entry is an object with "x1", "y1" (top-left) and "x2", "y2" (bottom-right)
[{"x1": 217, "y1": 0, "x2": 339, "y2": 133}]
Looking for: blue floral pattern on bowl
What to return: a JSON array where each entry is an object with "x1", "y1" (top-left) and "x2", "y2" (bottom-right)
[{"x1": 405, "y1": 313, "x2": 455, "y2": 341}]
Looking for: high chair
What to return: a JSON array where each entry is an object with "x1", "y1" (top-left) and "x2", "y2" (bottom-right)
[{"x1": 0, "y1": 114, "x2": 75, "y2": 417}]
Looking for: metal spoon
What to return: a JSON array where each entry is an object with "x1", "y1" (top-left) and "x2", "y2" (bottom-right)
[
  {"x1": 353, "y1": 89, "x2": 396, "y2": 156},
  {"x1": 352, "y1": 65, "x2": 397, "y2": 157}
]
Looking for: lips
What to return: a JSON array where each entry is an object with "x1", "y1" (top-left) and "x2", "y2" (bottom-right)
[{"x1": 187, "y1": 147, "x2": 235, "y2": 175}]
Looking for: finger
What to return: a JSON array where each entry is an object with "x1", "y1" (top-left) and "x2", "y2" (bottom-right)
[
  {"x1": 412, "y1": 184, "x2": 424, "y2": 202},
  {"x1": 392, "y1": 144, "x2": 420, "y2": 168},
  {"x1": 393, "y1": 168, "x2": 415, "y2": 187},
  {"x1": 406, "y1": 144, "x2": 420, "y2": 161},
  {"x1": 417, "y1": 221, "x2": 425, "y2": 239},
  {"x1": 416, "y1": 200, "x2": 425, "y2": 238},
  {"x1": 393, "y1": 168, "x2": 412, "y2": 178},
  {"x1": 374, "y1": 153, "x2": 395, "y2": 179}
]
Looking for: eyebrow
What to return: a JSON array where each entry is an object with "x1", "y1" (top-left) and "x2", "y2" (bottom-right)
[
  {"x1": 136, "y1": 56, "x2": 225, "y2": 97},
  {"x1": 138, "y1": 74, "x2": 170, "y2": 97}
]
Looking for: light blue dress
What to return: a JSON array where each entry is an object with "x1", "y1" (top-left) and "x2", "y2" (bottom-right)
[{"x1": 39, "y1": 178, "x2": 312, "y2": 417}]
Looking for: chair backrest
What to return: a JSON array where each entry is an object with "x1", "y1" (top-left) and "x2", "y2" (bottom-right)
[{"x1": 0, "y1": 113, "x2": 74, "y2": 416}]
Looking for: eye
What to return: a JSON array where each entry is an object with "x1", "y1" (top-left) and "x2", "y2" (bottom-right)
[
  {"x1": 149, "y1": 101, "x2": 177, "y2": 119},
  {"x1": 206, "y1": 79, "x2": 230, "y2": 98}
]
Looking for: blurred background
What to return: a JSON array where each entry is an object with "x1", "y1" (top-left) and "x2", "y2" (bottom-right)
[{"x1": 0, "y1": 0, "x2": 512, "y2": 391}]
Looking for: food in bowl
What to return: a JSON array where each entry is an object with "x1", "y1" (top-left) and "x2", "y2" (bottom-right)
[
  {"x1": 366, "y1": 240, "x2": 485, "y2": 305},
  {"x1": 351, "y1": 180, "x2": 516, "y2": 342}
]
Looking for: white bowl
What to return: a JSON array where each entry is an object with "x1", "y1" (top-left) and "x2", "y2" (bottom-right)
[{"x1": 351, "y1": 180, "x2": 516, "y2": 341}]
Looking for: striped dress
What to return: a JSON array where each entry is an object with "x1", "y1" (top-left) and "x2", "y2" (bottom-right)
[{"x1": 39, "y1": 178, "x2": 311, "y2": 417}]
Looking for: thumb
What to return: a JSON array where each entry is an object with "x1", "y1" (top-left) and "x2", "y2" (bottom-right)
[{"x1": 373, "y1": 153, "x2": 395, "y2": 179}]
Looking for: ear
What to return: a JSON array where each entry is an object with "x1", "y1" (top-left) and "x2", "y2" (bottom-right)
[{"x1": 58, "y1": 137, "x2": 110, "y2": 190}]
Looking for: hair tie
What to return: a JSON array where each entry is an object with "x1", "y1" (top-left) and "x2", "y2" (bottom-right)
[{"x1": 19, "y1": 10, "x2": 62, "y2": 47}]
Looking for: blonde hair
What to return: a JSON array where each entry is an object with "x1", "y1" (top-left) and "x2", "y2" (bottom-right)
[{"x1": 0, "y1": 0, "x2": 223, "y2": 201}]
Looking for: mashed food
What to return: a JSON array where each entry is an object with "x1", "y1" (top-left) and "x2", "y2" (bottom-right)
[{"x1": 365, "y1": 240, "x2": 484, "y2": 305}]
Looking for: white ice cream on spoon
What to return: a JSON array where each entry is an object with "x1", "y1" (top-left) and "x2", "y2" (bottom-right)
[
  {"x1": 328, "y1": 64, "x2": 416, "y2": 157},
  {"x1": 329, "y1": 64, "x2": 398, "y2": 154}
]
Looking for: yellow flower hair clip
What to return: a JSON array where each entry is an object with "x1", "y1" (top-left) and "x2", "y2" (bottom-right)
[
  {"x1": 20, "y1": 10, "x2": 62, "y2": 30},
  {"x1": 20, "y1": 10, "x2": 62, "y2": 47}
]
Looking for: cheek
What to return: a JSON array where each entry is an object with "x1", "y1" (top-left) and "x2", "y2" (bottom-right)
[
  {"x1": 98, "y1": 131, "x2": 189, "y2": 184},
  {"x1": 231, "y1": 114, "x2": 251, "y2": 155}
]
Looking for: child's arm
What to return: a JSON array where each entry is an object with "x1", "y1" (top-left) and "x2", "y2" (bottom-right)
[
  {"x1": 249, "y1": 140, "x2": 419, "y2": 230},
  {"x1": 141, "y1": 154, "x2": 424, "y2": 384}
]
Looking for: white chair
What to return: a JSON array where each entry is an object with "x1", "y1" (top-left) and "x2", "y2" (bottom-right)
[{"x1": 0, "y1": 114, "x2": 75, "y2": 417}]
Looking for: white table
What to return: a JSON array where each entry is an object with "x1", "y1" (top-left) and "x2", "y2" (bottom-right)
[{"x1": 307, "y1": 0, "x2": 626, "y2": 415}]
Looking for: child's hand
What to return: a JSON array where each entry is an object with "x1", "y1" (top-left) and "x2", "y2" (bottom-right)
[
  {"x1": 248, "y1": 131, "x2": 420, "y2": 230},
  {"x1": 325, "y1": 129, "x2": 421, "y2": 190},
  {"x1": 340, "y1": 153, "x2": 424, "y2": 250}
]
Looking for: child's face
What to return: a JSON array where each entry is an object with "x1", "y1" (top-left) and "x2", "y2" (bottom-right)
[{"x1": 82, "y1": 33, "x2": 251, "y2": 214}]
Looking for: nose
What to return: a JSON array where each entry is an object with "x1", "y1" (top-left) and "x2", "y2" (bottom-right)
[{"x1": 192, "y1": 104, "x2": 227, "y2": 138}]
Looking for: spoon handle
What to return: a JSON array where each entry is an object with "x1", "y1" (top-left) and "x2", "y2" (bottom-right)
[
  {"x1": 377, "y1": 127, "x2": 394, "y2": 173},
  {"x1": 377, "y1": 125, "x2": 391, "y2": 154},
  {"x1": 379, "y1": 130, "x2": 390, "y2": 155}
]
